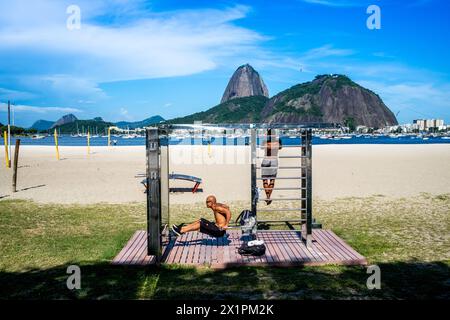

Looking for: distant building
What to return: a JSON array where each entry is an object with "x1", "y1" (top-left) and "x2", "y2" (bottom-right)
[
  {"x1": 413, "y1": 119, "x2": 426, "y2": 130},
  {"x1": 356, "y1": 125, "x2": 369, "y2": 133},
  {"x1": 413, "y1": 119, "x2": 445, "y2": 131},
  {"x1": 435, "y1": 119, "x2": 444, "y2": 127},
  {"x1": 426, "y1": 119, "x2": 435, "y2": 128}
]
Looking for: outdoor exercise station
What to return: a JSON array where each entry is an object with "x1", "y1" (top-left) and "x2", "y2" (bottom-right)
[{"x1": 113, "y1": 124, "x2": 367, "y2": 268}]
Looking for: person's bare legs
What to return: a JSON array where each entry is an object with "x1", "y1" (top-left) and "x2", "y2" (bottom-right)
[
  {"x1": 263, "y1": 179, "x2": 275, "y2": 205},
  {"x1": 180, "y1": 220, "x2": 201, "y2": 233},
  {"x1": 268, "y1": 179, "x2": 275, "y2": 198},
  {"x1": 263, "y1": 179, "x2": 270, "y2": 197}
]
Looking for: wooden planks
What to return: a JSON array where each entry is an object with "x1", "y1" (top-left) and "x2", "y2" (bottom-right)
[
  {"x1": 112, "y1": 229, "x2": 367, "y2": 268},
  {"x1": 163, "y1": 229, "x2": 367, "y2": 268},
  {"x1": 112, "y1": 230, "x2": 156, "y2": 266}
]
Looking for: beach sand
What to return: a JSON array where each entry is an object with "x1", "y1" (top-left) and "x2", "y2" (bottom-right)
[{"x1": 0, "y1": 144, "x2": 449, "y2": 204}]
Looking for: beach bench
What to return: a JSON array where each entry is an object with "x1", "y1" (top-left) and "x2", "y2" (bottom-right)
[{"x1": 139, "y1": 173, "x2": 203, "y2": 193}]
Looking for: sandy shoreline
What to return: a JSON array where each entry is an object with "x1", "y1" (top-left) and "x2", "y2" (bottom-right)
[{"x1": 1, "y1": 144, "x2": 449, "y2": 204}]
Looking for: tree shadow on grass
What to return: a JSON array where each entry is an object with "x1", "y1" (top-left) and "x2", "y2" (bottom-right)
[
  {"x1": 0, "y1": 261, "x2": 448, "y2": 300},
  {"x1": 154, "y1": 261, "x2": 450, "y2": 300},
  {"x1": 0, "y1": 263, "x2": 158, "y2": 300}
]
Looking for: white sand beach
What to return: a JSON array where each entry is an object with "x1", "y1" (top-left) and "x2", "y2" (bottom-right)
[{"x1": 0, "y1": 144, "x2": 449, "y2": 204}]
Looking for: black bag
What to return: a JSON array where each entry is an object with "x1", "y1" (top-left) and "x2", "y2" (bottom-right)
[{"x1": 238, "y1": 242, "x2": 266, "y2": 256}]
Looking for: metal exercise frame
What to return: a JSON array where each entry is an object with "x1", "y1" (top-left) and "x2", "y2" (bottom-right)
[
  {"x1": 146, "y1": 127, "x2": 170, "y2": 258},
  {"x1": 251, "y1": 127, "x2": 313, "y2": 246},
  {"x1": 146, "y1": 124, "x2": 323, "y2": 259}
]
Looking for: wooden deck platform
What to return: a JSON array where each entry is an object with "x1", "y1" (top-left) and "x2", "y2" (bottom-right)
[
  {"x1": 112, "y1": 229, "x2": 367, "y2": 268},
  {"x1": 112, "y1": 230, "x2": 157, "y2": 266}
]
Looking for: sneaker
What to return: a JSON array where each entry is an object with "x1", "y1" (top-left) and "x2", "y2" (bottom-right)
[
  {"x1": 172, "y1": 223, "x2": 184, "y2": 230},
  {"x1": 171, "y1": 225, "x2": 182, "y2": 236}
]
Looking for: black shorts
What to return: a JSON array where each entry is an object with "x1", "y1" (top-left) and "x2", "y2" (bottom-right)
[{"x1": 200, "y1": 218, "x2": 226, "y2": 238}]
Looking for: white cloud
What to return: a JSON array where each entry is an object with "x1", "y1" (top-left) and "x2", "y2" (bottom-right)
[
  {"x1": 9, "y1": 74, "x2": 108, "y2": 107},
  {"x1": 0, "y1": 88, "x2": 36, "y2": 101},
  {"x1": 372, "y1": 52, "x2": 396, "y2": 59},
  {"x1": 119, "y1": 107, "x2": 133, "y2": 120},
  {"x1": 231, "y1": 44, "x2": 354, "y2": 77},
  {"x1": 0, "y1": 102, "x2": 82, "y2": 114},
  {"x1": 164, "y1": 103, "x2": 173, "y2": 108},
  {"x1": 0, "y1": 1, "x2": 263, "y2": 82},
  {"x1": 78, "y1": 100, "x2": 95, "y2": 104},
  {"x1": 302, "y1": 45, "x2": 355, "y2": 60},
  {"x1": 357, "y1": 80, "x2": 450, "y2": 120},
  {"x1": 302, "y1": 0, "x2": 434, "y2": 8},
  {"x1": 301, "y1": 0, "x2": 366, "y2": 7}
]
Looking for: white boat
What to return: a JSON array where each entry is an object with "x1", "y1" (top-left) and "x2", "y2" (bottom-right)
[
  {"x1": 31, "y1": 134, "x2": 46, "y2": 139},
  {"x1": 122, "y1": 133, "x2": 139, "y2": 139}
]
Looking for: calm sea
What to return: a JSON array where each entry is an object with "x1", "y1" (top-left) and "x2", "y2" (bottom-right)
[{"x1": 1, "y1": 135, "x2": 450, "y2": 146}]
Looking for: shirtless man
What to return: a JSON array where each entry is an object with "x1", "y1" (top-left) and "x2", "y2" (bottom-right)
[
  {"x1": 171, "y1": 195, "x2": 231, "y2": 238},
  {"x1": 261, "y1": 129, "x2": 282, "y2": 205}
]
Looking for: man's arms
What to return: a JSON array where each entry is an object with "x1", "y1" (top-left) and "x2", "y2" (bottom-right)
[
  {"x1": 215, "y1": 204, "x2": 232, "y2": 228},
  {"x1": 223, "y1": 206, "x2": 232, "y2": 228}
]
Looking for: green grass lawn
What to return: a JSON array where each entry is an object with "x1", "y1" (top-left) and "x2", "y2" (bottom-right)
[{"x1": 0, "y1": 194, "x2": 449, "y2": 299}]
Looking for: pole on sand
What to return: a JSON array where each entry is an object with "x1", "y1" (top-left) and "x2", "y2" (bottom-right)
[
  {"x1": 87, "y1": 129, "x2": 90, "y2": 155},
  {"x1": 12, "y1": 139, "x2": 20, "y2": 192},
  {"x1": 54, "y1": 129, "x2": 60, "y2": 160},
  {"x1": 4, "y1": 131, "x2": 9, "y2": 168},
  {"x1": 7, "y1": 100, "x2": 11, "y2": 168}
]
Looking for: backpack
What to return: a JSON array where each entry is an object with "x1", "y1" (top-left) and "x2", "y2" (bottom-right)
[
  {"x1": 235, "y1": 209, "x2": 257, "y2": 237},
  {"x1": 238, "y1": 240, "x2": 266, "y2": 256}
]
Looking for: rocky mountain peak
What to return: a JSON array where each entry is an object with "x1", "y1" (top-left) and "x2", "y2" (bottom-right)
[
  {"x1": 261, "y1": 74, "x2": 398, "y2": 127},
  {"x1": 51, "y1": 114, "x2": 78, "y2": 128},
  {"x1": 221, "y1": 64, "x2": 269, "y2": 103}
]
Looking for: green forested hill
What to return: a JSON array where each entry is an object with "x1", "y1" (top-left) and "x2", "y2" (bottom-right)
[{"x1": 168, "y1": 96, "x2": 268, "y2": 124}]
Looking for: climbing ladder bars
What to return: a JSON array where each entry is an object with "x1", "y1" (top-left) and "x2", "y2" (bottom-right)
[{"x1": 251, "y1": 127, "x2": 313, "y2": 246}]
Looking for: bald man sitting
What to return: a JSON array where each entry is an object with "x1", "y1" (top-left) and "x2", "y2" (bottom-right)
[{"x1": 171, "y1": 195, "x2": 231, "y2": 238}]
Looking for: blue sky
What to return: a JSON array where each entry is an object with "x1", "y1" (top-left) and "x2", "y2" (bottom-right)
[{"x1": 0, "y1": 0, "x2": 449, "y2": 127}]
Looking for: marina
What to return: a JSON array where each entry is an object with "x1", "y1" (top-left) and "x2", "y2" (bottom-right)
[{"x1": 2, "y1": 132, "x2": 450, "y2": 146}]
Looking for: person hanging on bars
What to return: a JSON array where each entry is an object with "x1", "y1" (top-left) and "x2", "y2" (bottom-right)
[
  {"x1": 261, "y1": 128, "x2": 282, "y2": 205},
  {"x1": 171, "y1": 195, "x2": 231, "y2": 237}
]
